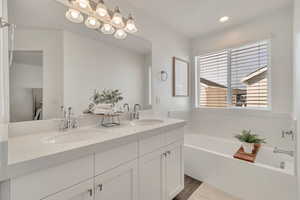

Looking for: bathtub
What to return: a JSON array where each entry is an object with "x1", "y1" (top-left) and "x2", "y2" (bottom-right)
[{"x1": 184, "y1": 133, "x2": 297, "y2": 200}]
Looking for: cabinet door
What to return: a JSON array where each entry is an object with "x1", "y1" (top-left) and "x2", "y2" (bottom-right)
[
  {"x1": 139, "y1": 149, "x2": 165, "y2": 200},
  {"x1": 165, "y1": 141, "x2": 184, "y2": 200},
  {"x1": 94, "y1": 160, "x2": 138, "y2": 200},
  {"x1": 43, "y1": 179, "x2": 94, "y2": 200}
]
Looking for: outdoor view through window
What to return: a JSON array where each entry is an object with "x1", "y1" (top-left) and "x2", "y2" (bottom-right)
[{"x1": 198, "y1": 40, "x2": 269, "y2": 108}]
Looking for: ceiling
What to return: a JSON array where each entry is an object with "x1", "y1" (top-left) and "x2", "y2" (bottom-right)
[
  {"x1": 126, "y1": 0, "x2": 293, "y2": 38},
  {"x1": 8, "y1": 0, "x2": 293, "y2": 42}
]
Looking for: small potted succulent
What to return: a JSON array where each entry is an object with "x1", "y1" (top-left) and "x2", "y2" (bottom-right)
[{"x1": 235, "y1": 130, "x2": 266, "y2": 154}]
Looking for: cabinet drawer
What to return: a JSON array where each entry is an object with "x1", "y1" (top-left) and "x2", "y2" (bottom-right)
[
  {"x1": 95, "y1": 142, "x2": 138, "y2": 175},
  {"x1": 43, "y1": 179, "x2": 94, "y2": 200},
  {"x1": 10, "y1": 155, "x2": 93, "y2": 200},
  {"x1": 165, "y1": 127, "x2": 184, "y2": 145},
  {"x1": 139, "y1": 131, "x2": 164, "y2": 156}
]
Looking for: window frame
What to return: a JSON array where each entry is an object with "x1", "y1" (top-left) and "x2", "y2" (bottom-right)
[{"x1": 195, "y1": 39, "x2": 272, "y2": 111}]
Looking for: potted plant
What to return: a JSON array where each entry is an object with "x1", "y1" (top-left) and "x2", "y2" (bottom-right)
[
  {"x1": 88, "y1": 89, "x2": 123, "y2": 112},
  {"x1": 235, "y1": 130, "x2": 266, "y2": 154}
]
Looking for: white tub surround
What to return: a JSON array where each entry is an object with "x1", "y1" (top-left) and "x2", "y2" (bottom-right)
[
  {"x1": 2, "y1": 118, "x2": 185, "y2": 200},
  {"x1": 184, "y1": 134, "x2": 297, "y2": 200}
]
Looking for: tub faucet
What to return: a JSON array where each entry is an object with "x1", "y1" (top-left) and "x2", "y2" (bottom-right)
[{"x1": 273, "y1": 147, "x2": 294, "y2": 157}]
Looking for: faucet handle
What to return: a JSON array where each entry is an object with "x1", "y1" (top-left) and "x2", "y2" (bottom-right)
[
  {"x1": 282, "y1": 130, "x2": 294, "y2": 140},
  {"x1": 72, "y1": 118, "x2": 80, "y2": 129},
  {"x1": 133, "y1": 104, "x2": 141, "y2": 112},
  {"x1": 123, "y1": 103, "x2": 130, "y2": 112}
]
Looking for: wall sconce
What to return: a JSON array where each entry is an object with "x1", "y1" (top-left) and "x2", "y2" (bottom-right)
[{"x1": 160, "y1": 70, "x2": 168, "y2": 81}]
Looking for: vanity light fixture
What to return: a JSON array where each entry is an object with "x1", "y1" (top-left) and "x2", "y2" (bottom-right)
[
  {"x1": 65, "y1": 8, "x2": 84, "y2": 23},
  {"x1": 111, "y1": 7, "x2": 124, "y2": 28},
  {"x1": 96, "y1": 0, "x2": 108, "y2": 17},
  {"x1": 114, "y1": 29, "x2": 127, "y2": 40},
  {"x1": 85, "y1": 16, "x2": 101, "y2": 29},
  {"x1": 61, "y1": 0, "x2": 138, "y2": 39},
  {"x1": 125, "y1": 14, "x2": 137, "y2": 33},
  {"x1": 76, "y1": 0, "x2": 90, "y2": 9},
  {"x1": 101, "y1": 23, "x2": 115, "y2": 34}
]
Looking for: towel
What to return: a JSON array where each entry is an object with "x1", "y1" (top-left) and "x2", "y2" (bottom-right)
[
  {"x1": 92, "y1": 104, "x2": 113, "y2": 114},
  {"x1": 94, "y1": 104, "x2": 112, "y2": 109}
]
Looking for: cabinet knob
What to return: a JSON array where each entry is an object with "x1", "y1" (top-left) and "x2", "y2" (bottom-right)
[
  {"x1": 97, "y1": 184, "x2": 103, "y2": 192},
  {"x1": 88, "y1": 189, "x2": 93, "y2": 197}
]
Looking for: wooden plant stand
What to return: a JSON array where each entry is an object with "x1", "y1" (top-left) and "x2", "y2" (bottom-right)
[{"x1": 233, "y1": 144, "x2": 261, "y2": 163}]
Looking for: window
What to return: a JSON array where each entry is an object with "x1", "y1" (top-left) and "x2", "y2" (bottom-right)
[{"x1": 197, "y1": 40, "x2": 270, "y2": 109}]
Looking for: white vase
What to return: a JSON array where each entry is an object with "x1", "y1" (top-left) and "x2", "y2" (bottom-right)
[{"x1": 242, "y1": 142, "x2": 254, "y2": 154}]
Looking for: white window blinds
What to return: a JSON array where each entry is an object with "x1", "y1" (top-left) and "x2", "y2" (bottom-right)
[
  {"x1": 199, "y1": 50, "x2": 229, "y2": 107},
  {"x1": 198, "y1": 40, "x2": 270, "y2": 108}
]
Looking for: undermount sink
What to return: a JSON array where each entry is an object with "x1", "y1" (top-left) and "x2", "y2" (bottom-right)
[
  {"x1": 130, "y1": 119, "x2": 164, "y2": 126},
  {"x1": 43, "y1": 130, "x2": 103, "y2": 144}
]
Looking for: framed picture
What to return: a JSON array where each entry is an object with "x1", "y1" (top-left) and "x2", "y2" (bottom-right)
[{"x1": 173, "y1": 57, "x2": 189, "y2": 97}]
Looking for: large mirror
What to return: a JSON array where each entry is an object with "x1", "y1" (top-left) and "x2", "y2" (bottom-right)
[{"x1": 7, "y1": 0, "x2": 152, "y2": 123}]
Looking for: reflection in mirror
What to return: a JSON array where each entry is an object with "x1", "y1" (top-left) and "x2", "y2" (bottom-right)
[
  {"x1": 8, "y1": 0, "x2": 152, "y2": 122},
  {"x1": 9, "y1": 51, "x2": 43, "y2": 122}
]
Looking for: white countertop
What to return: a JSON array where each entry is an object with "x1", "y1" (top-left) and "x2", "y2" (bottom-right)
[{"x1": 4, "y1": 118, "x2": 185, "y2": 180}]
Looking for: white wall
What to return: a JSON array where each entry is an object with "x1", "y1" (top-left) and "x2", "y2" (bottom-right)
[
  {"x1": 188, "y1": 7, "x2": 294, "y2": 148},
  {"x1": 192, "y1": 7, "x2": 293, "y2": 114},
  {"x1": 9, "y1": 63, "x2": 42, "y2": 122},
  {"x1": 293, "y1": 0, "x2": 300, "y2": 198},
  {"x1": 118, "y1": 3, "x2": 192, "y2": 115},
  {"x1": 14, "y1": 28, "x2": 63, "y2": 120},
  {"x1": 63, "y1": 31, "x2": 149, "y2": 115}
]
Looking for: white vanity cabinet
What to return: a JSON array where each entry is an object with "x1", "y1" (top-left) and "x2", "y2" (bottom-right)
[
  {"x1": 139, "y1": 148, "x2": 166, "y2": 200},
  {"x1": 10, "y1": 155, "x2": 94, "y2": 200},
  {"x1": 94, "y1": 160, "x2": 138, "y2": 200},
  {"x1": 165, "y1": 141, "x2": 184, "y2": 200},
  {"x1": 9, "y1": 126, "x2": 184, "y2": 200},
  {"x1": 139, "y1": 127, "x2": 184, "y2": 200}
]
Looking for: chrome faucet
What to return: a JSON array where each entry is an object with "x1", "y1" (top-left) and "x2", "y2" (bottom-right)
[
  {"x1": 282, "y1": 130, "x2": 294, "y2": 140},
  {"x1": 123, "y1": 103, "x2": 141, "y2": 120},
  {"x1": 273, "y1": 147, "x2": 294, "y2": 157},
  {"x1": 133, "y1": 104, "x2": 141, "y2": 120},
  {"x1": 60, "y1": 106, "x2": 79, "y2": 131}
]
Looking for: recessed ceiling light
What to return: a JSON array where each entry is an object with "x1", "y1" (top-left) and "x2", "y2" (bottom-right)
[{"x1": 219, "y1": 16, "x2": 229, "y2": 23}]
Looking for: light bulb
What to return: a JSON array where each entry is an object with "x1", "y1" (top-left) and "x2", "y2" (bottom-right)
[
  {"x1": 77, "y1": 0, "x2": 90, "y2": 9},
  {"x1": 85, "y1": 16, "x2": 101, "y2": 29},
  {"x1": 65, "y1": 9, "x2": 84, "y2": 23},
  {"x1": 112, "y1": 7, "x2": 124, "y2": 27},
  {"x1": 96, "y1": 1, "x2": 108, "y2": 17},
  {"x1": 125, "y1": 15, "x2": 137, "y2": 33},
  {"x1": 101, "y1": 23, "x2": 115, "y2": 34},
  {"x1": 114, "y1": 29, "x2": 127, "y2": 39}
]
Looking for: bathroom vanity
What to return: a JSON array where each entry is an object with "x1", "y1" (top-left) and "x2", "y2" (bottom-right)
[{"x1": 2, "y1": 118, "x2": 185, "y2": 200}]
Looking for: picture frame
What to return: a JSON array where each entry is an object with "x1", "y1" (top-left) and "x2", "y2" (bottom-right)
[{"x1": 173, "y1": 57, "x2": 189, "y2": 97}]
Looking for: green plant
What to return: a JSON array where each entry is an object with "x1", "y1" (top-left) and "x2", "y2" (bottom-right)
[
  {"x1": 235, "y1": 130, "x2": 266, "y2": 144},
  {"x1": 91, "y1": 89, "x2": 123, "y2": 105}
]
